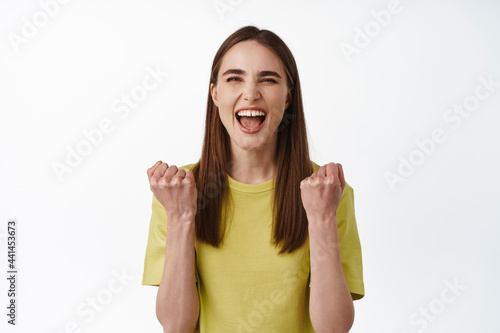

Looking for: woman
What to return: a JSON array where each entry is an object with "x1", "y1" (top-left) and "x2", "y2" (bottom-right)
[{"x1": 142, "y1": 25, "x2": 364, "y2": 332}]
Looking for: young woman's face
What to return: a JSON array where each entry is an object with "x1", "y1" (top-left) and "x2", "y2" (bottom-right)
[{"x1": 210, "y1": 40, "x2": 291, "y2": 153}]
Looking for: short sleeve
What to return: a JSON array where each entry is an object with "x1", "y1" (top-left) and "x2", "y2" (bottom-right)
[
  {"x1": 141, "y1": 164, "x2": 199, "y2": 286},
  {"x1": 337, "y1": 184, "x2": 364, "y2": 300},
  {"x1": 308, "y1": 183, "x2": 365, "y2": 300}
]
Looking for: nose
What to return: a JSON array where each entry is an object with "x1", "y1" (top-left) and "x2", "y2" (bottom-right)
[{"x1": 242, "y1": 82, "x2": 261, "y2": 102}]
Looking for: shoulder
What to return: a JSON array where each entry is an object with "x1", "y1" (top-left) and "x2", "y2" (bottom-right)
[
  {"x1": 310, "y1": 160, "x2": 321, "y2": 173},
  {"x1": 177, "y1": 163, "x2": 197, "y2": 172}
]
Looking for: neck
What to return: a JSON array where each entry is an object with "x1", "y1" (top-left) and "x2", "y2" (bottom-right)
[{"x1": 228, "y1": 136, "x2": 278, "y2": 184}]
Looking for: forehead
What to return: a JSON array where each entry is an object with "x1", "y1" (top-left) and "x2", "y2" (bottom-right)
[{"x1": 219, "y1": 40, "x2": 285, "y2": 74}]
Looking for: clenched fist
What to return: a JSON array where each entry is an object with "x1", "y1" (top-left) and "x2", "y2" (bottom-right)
[
  {"x1": 300, "y1": 162, "x2": 345, "y2": 224},
  {"x1": 147, "y1": 161, "x2": 198, "y2": 221}
]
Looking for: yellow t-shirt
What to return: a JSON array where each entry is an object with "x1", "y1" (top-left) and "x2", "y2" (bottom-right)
[{"x1": 142, "y1": 161, "x2": 364, "y2": 332}]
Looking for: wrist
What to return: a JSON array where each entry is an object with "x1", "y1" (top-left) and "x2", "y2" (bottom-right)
[
  {"x1": 308, "y1": 216, "x2": 338, "y2": 236},
  {"x1": 165, "y1": 216, "x2": 195, "y2": 244},
  {"x1": 307, "y1": 212, "x2": 337, "y2": 226},
  {"x1": 165, "y1": 210, "x2": 196, "y2": 224},
  {"x1": 166, "y1": 213, "x2": 196, "y2": 235}
]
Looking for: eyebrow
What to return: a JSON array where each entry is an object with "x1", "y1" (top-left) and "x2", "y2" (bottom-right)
[{"x1": 221, "y1": 69, "x2": 282, "y2": 79}]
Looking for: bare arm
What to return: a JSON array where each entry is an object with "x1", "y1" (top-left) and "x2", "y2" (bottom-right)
[
  {"x1": 300, "y1": 162, "x2": 355, "y2": 332},
  {"x1": 156, "y1": 215, "x2": 199, "y2": 332},
  {"x1": 147, "y1": 161, "x2": 200, "y2": 332},
  {"x1": 308, "y1": 217, "x2": 354, "y2": 332}
]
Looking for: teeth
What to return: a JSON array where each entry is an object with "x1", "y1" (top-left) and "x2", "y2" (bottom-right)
[{"x1": 236, "y1": 110, "x2": 266, "y2": 117}]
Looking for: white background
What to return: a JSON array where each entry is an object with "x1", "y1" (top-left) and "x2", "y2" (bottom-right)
[{"x1": 1, "y1": 0, "x2": 499, "y2": 332}]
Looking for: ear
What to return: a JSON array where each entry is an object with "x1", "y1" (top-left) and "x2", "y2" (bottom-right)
[
  {"x1": 210, "y1": 83, "x2": 218, "y2": 107},
  {"x1": 285, "y1": 91, "x2": 292, "y2": 109}
]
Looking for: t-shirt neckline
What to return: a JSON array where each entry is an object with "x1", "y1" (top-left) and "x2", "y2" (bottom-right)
[{"x1": 227, "y1": 174, "x2": 276, "y2": 193}]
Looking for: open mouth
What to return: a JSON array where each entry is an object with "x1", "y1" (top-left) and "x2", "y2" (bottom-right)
[
  {"x1": 236, "y1": 115, "x2": 266, "y2": 129},
  {"x1": 236, "y1": 110, "x2": 267, "y2": 130}
]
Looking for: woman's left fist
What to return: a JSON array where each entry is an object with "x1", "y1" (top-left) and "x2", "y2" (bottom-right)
[{"x1": 300, "y1": 162, "x2": 345, "y2": 222}]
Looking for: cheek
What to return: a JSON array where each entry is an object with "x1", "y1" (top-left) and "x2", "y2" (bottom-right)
[
  {"x1": 273, "y1": 87, "x2": 289, "y2": 106},
  {"x1": 218, "y1": 107, "x2": 237, "y2": 132},
  {"x1": 218, "y1": 93, "x2": 239, "y2": 111},
  {"x1": 269, "y1": 92, "x2": 289, "y2": 113},
  {"x1": 219, "y1": 109, "x2": 233, "y2": 124}
]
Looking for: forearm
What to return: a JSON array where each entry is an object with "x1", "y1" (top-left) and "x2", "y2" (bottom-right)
[
  {"x1": 156, "y1": 215, "x2": 199, "y2": 333},
  {"x1": 309, "y1": 216, "x2": 354, "y2": 333}
]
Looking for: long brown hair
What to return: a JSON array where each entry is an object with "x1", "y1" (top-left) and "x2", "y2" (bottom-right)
[{"x1": 191, "y1": 25, "x2": 312, "y2": 254}]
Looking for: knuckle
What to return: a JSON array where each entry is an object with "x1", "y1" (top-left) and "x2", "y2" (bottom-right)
[
  {"x1": 158, "y1": 178, "x2": 170, "y2": 187},
  {"x1": 150, "y1": 177, "x2": 158, "y2": 187}
]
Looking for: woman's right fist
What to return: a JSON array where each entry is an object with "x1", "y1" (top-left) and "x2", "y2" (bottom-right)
[{"x1": 147, "y1": 161, "x2": 198, "y2": 220}]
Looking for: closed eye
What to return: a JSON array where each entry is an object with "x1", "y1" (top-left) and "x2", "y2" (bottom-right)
[{"x1": 226, "y1": 77, "x2": 277, "y2": 83}]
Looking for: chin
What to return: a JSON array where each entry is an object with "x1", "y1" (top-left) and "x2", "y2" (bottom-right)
[{"x1": 241, "y1": 142, "x2": 265, "y2": 152}]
